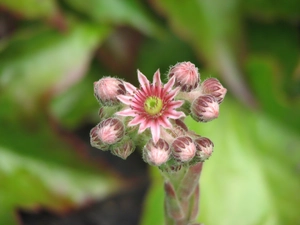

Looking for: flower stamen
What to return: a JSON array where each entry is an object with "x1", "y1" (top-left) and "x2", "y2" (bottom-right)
[{"x1": 144, "y1": 96, "x2": 163, "y2": 116}]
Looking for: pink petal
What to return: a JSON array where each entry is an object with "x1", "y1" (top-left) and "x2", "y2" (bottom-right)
[
  {"x1": 137, "y1": 70, "x2": 150, "y2": 90},
  {"x1": 165, "y1": 111, "x2": 186, "y2": 119},
  {"x1": 168, "y1": 86, "x2": 181, "y2": 98},
  {"x1": 128, "y1": 115, "x2": 145, "y2": 126},
  {"x1": 164, "y1": 87, "x2": 181, "y2": 102},
  {"x1": 117, "y1": 95, "x2": 132, "y2": 105},
  {"x1": 138, "y1": 120, "x2": 151, "y2": 133},
  {"x1": 116, "y1": 108, "x2": 136, "y2": 117},
  {"x1": 150, "y1": 123, "x2": 161, "y2": 144},
  {"x1": 131, "y1": 102, "x2": 145, "y2": 111},
  {"x1": 152, "y1": 69, "x2": 162, "y2": 86},
  {"x1": 124, "y1": 81, "x2": 137, "y2": 95},
  {"x1": 164, "y1": 76, "x2": 176, "y2": 92},
  {"x1": 168, "y1": 100, "x2": 184, "y2": 109},
  {"x1": 158, "y1": 116, "x2": 172, "y2": 129}
]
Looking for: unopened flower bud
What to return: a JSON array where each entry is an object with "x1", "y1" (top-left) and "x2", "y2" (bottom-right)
[
  {"x1": 94, "y1": 77, "x2": 126, "y2": 105},
  {"x1": 201, "y1": 78, "x2": 227, "y2": 104},
  {"x1": 90, "y1": 118, "x2": 124, "y2": 150},
  {"x1": 174, "y1": 119, "x2": 188, "y2": 131},
  {"x1": 143, "y1": 139, "x2": 171, "y2": 166},
  {"x1": 172, "y1": 136, "x2": 196, "y2": 162},
  {"x1": 191, "y1": 95, "x2": 219, "y2": 122},
  {"x1": 168, "y1": 119, "x2": 188, "y2": 138},
  {"x1": 168, "y1": 62, "x2": 200, "y2": 92},
  {"x1": 111, "y1": 137, "x2": 135, "y2": 160},
  {"x1": 194, "y1": 137, "x2": 214, "y2": 161}
]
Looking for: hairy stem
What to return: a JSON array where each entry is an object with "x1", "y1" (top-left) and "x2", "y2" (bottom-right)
[{"x1": 162, "y1": 162, "x2": 203, "y2": 225}]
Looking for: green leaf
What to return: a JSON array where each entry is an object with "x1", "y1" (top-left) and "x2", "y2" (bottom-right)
[
  {"x1": 62, "y1": 0, "x2": 162, "y2": 36},
  {"x1": 245, "y1": 55, "x2": 300, "y2": 133},
  {"x1": 137, "y1": 31, "x2": 198, "y2": 79},
  {"x1": 244, "y1": 20, "x2": 300, "y2": 133},
  {"x1": 50, "y1": 66, "x2": 102, "y2": 129},
  {"x1": 0, "y1": 0, "x2": 58, "y2": 19},
  {"x1": 0, "y1": 22, "x2": 110, "y2": 120},
  {"x1": 0, "y1": 122, "x2": 121, "y2": 224},
  {"x1": 242, "y1": 0, "x2": 300, "y2": 21},
  {"x1": 150, "y1": 0, "x2": 240, "y2": 59},
  {"x1": 141, "y1": 99, "x2": 300, "y2": 225},
  {"x1": 246, "y1": 21, "x2": 299, "y2": 90}
]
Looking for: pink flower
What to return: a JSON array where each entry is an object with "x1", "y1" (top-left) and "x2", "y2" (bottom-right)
[{"x1": 116, "y1": 70, "x2": 185, "y2": 144}]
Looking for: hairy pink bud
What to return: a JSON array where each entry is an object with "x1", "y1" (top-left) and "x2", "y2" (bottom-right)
[
  {"x1": 194, "y1": 137, "x2": 214, "y2": 161},
  {"x1": 90, "y1": 118, "x2": 124, "y2": 150},
  {"x1": 191, "y1": 95, "x2": 219, "y2": 122},
  {"x1": 201, "y1": 78, "x2": 227, "y2": 104},
  {"x1": 94, "y1": 77, "x2": 126, "y2": 105},
  {"x1": 168, "y1": 119, "x2": 188, "y2": 138},
  {"x1": 111, "y1": 138, "x2": 135, "y2": 160},
  {"x1": 168, "y1": 62, "x2": 200, "y2": 92},
  {"x1": 143, "y1": 139, "x2": 171, "y2": 166},
  {"x1": 172, "y1": 136, "x2": 196, "y2": 162}
]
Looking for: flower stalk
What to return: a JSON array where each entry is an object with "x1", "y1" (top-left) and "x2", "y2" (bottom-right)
[
  {"x1": 90, "y1": 61, "x2": 226, "y2": 224},
  {"x1": 162, "y1": 163, "x2": 203, "y2": 225}
]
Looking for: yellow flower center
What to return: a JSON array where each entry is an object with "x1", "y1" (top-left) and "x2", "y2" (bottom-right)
[{"x1": 144, "y1": 96, "x2": 163, "y2": 116}]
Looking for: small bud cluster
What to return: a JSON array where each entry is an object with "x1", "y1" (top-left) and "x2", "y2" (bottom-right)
[
  {"x1": 90, "y1": 62, "x2": 226, "y2": 168},
  {"x1": 91, "y1": 77, "x2": 135, "y2": 159}
]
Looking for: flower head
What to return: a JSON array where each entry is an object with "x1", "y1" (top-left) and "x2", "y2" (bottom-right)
[
  {"x1": 143, "y1": 138, "x2": 171, "y2": 166},
  {"x1": 194, "y1": 137, "x2": 214, "y2": 161},
  {"x1": 191, "y1": 95, "x2": 219, "y2": 122},
  {"x1": 111, "y1": 137, "x2": 135, "y2": 160},
  {"x1": 94, "y1": 77, "x2": 126, "y2": 105},
  {"x1": 90, "y1": 117, "x2": 124, "y2": 150},
  {"x1": 171, "y1": 136, "x2": 196, "y2": 162},
  {"x1": 201, "y1": 78, "x2": 227, "y2": 104},
  {"x1": 168, "y1": 62, "x2": 200, "y2": 92},
  {"x1": 116, "y1": 70, "x2": 185, "y2": 144}
]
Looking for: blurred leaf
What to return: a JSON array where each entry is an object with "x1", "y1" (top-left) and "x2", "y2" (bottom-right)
[
  {"x1": 246, "y1": 21, "x2": 300, "y2": 92},
  {"x1": 150, "y1": 0, "x2": 256, "y2": 106},
  {"x1": 62, "y1": 0, "x2": 163, "y2": 36},
  {"x1": 0, "y1": 121, "x2": 121, "y2": 225},
  {"x1": 141, "y1": 99, "x2": 300, "y2": 225},
  {"x1": 137, "y1": 31, "x2": 198, "y2": 80},
  {"x1": 0, "y1": 22, "x2": 110, "y2": 120},
  {"x1": 0, "y1": 0, "x2": 58, "y2": 19},
  {"x1": 246, "y1": 55, "x2": 300, "y2": 133},
  {"x1": 140, "y1": 166, "x2": 164, "y2": 225},
  {"x1": 150, "y1": 0, "x2": 240, "y2": 59},
  {"x1": 50, "y1": 66, "x2": 102, "y2": 129},
  {"x1": 242, "y1": 0, "x2": 300, "y2": 21}
]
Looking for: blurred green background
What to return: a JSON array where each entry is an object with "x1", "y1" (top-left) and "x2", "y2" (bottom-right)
[{"x1": 0, "y1": 0, "x2": 299, "y2": 224}]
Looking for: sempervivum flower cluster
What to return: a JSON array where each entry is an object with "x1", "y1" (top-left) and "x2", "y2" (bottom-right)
[{"x1": 90, "y1": 62, "x2": 226, "y2": 169}]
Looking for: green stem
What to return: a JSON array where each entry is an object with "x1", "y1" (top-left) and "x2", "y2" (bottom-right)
[{"x1": 162, "y1": 162, "x2": 203, "y2": 225}]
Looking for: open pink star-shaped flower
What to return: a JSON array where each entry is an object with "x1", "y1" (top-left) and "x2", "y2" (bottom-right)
[{"x1": 116, "y1": 70, "x2": 185, "y2": 144}]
